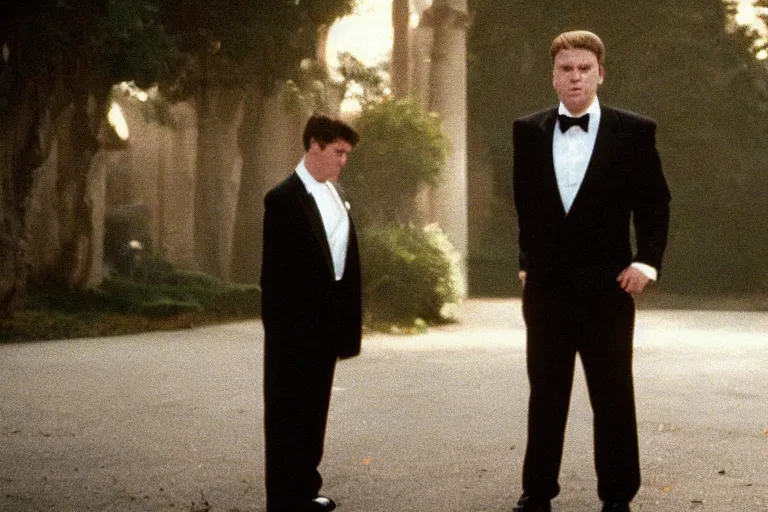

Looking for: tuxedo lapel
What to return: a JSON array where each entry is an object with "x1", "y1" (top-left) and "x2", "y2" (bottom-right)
[
  {"x1": 534, "y1": 109, "x2": 567, "y2": 217},
  {"x1": 567, "y1": 107, "x2": 618, "y2": 217},
  {"x1": 290, "y1": 173, "x2": 335, "y2": 276}
]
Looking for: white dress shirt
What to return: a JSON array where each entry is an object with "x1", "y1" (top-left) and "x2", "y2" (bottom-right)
[
  {"x1": 553, "y1": 99, "x2": 601, "y2": 213},
  {"x1": 552, "y1": 98, "x2": 657, "y2": 281},
  {"x1": 296, "y1": 160, "x2": 350, "y2": 281}
]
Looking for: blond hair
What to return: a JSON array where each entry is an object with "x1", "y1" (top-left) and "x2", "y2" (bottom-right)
[{"x1": 550, "y1": 30, "x2": 606, "y2": 65}]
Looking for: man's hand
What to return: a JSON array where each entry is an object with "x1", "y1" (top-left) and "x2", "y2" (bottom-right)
[
  {"x1": 616, "y1": 265, "x2": 650, "y2": 294},
  {"x1": 518, "y1": 270, "x2": 527, "y2": 288}
]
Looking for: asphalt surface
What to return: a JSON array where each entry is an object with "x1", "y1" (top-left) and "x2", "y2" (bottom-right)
[{"x1": 1, "y1": 299, "x2": 767, "y2": 512}]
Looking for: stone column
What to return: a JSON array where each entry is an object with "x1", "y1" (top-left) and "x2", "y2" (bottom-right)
[
  {"x1": 391, "y1": 0, "x2": 411, "y2": 98},
  {"x1": 420, "y1": 0, "x2": 470, "y2": 292},
  {"x1": 411, "y1": 0, "x2": 435, "y2": 107}
]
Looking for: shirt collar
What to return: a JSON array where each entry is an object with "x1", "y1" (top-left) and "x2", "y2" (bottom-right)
[
  {"x1": 295, "y1": 158, "x2": 325, "y2": 194},
  {"x1": 558, "y1": 97, "x2": 601, "y2": 118}
]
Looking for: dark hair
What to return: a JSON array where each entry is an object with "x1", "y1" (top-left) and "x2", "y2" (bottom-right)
[
  {"x1": 550, "y1": 30, "x2": 606, "y2": 66},
  {"x1": 302, "y1": 113, "x2": 360, "y2": 151}
]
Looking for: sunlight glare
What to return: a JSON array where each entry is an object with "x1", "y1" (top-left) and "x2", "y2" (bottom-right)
[
  {"x1": 107, "y1": 102, "x2": 130, "y2": 141},
  {"x1": 731, "y1": 0, "x2": 768, "y2": 58},
  {"x1": 734, "y1": 0, "x2": 768, "y2": 35},
  {"x1": 410, "y1": 11, "x2": 420, "y2": 29},
  {"x1": 735, "y1": 0, "x2": 759, "y2": 26},
  {"x1": 326, "y1": 0, "x2": 394, "y2": 112},
  {"x1": 326, "y1": 0, "x2": 393, "y2": 70},
  {"x1": 116, "y1": 81, "x2": 155, "y2": 102}
]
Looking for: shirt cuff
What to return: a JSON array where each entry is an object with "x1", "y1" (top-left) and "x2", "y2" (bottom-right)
[{"x1": 631, "y1": 262, "x2": 658, "y2": 281}]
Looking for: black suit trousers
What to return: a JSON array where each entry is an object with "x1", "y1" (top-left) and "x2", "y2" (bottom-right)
[
  {"x1": 263, "y1": 339, "x2": 337, "y2": 511},
  {"x1": 521, "y1": 278, "x2": 640, "y2": 502}
]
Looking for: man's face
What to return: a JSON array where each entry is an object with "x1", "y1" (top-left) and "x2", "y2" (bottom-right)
[
  {"x1": 308, "y1": 139, "x2": 354, "y2": 182},
  {"x1": 552, "y1": 48, "x2": 604, "y2": 115}
]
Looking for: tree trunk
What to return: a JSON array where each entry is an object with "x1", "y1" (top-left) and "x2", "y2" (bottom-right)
[
  {"x1": 27, "y1": 94, "x2": 108, "y2": 290},
  {"x1": 194, "y1": 87, "x2": 246, "y2": 280},
  {"x1": 230, "y1": 85, "x2": 306, "y2": 285},
  {"x1": 156, "y1": 101, "x2": 199, "y2": 269},
  {"x1": 0, "y1": 80, "x2": 55, "y2": 315},
  {"x1": 53, "y1": 94, "x2": 102, "y2": 288},
  {"x1": 107, "y1": 96, "x2": 198, "y2": 271},
  {"x1": 229, "y1": 86, "x2": 266, "y2": 285}
]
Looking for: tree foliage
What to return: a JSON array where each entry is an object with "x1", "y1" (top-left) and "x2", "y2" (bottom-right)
[
  {"x1": 0, "y1": 0, "x2": 356, "y2": 314},
  {"x1": 734, "y1": 0, "x2": 768, "y2": 57},
  {"x1": 158, "y1": 0, "x2": 355, "y2": 97},
  {"x1": 0, "y1": 0, "x2": 179, "y2": 314},
  {"x1": 467, "y1": 0, "x2": 768, "y2": 294},
  {"x1": 1, "y1": 0, "x2": 176, "y2": 108},
  {"x1": 342, "y1": 98, "x2": 449, "y2": 226},
  {"x1": 336, "y1": 63, "x2": 459, "y2": 328},
  {"x1": 336, "y1": 52, "x2": 389, "y2": 108}
]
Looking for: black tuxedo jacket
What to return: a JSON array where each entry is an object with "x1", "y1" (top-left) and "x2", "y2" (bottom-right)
[
  {"x1": 513, "y1": 105, "x2": 671, "y2": 293},
  {"x1": 260, "y1": 172, "x2": 362, "y2": 358}
]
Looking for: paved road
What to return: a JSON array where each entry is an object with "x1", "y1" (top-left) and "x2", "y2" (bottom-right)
[{"x1": 1, "y1": 299, "x2": 766, "y2": 512}]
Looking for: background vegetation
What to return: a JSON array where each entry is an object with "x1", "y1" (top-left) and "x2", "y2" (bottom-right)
[
  {"x1": 467, "y1": 0, "x2": 768, "y2": 297},
  {"x1": 0, "y1": 0, "x2": 356, "y2": 315},
  {"x1": 360, "y1": 224, "x2": 461, "y2": 330},
  {"x1": 343, "y1": 98, "x2": 448, "y2": 225},
  {"x1": 4, "y1": 0, "x2": 768, "y2": 341},
  {"x1": 1, "y1": 0, "x2": 353, "y2": 340},
  {"x1": 0, "y1": 255, "x2": 259, "y2": 342},
  {"x1": 342, "y1": 97, "x2": 461, "y2": 329}
]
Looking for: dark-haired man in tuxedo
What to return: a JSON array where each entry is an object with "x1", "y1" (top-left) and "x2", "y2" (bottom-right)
[
  {"x1": 261, "y1": 114, "x2": 361, "y2": 512},
  {"x1": 511, "y1": 30, "x2": 670, "y2": 512}
]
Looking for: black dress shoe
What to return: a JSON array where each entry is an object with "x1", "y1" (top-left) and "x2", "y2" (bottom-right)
[
  {"x1": 512, "y1": 494, "x2": 551, "y2": 512},
  {"x1": 302, "y1": 496, "x2": 337, "y2": 511},
  {"x1": 602, "y1": 502, "x2": 630, "y2": 512}
]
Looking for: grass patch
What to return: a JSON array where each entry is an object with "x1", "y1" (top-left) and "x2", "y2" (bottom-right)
[{"x1": 0, "y1": 270, "x2": 260, "y2": 343}]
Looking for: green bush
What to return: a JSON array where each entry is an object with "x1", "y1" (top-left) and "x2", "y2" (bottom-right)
[
  {"x1": 137, "y1": 298, "x2": 203, "y2": 317},
  {"x1": 99, "y1": 270, "x2": 260, "y2": 317},
  {"x1": 361, "y1": 223, "x2": 462, "y2": 329},
  {"x1": 342, "y1": 98, "x2": 449, "y2": 226},
  {"x1": 339, "y1": 96, "x2": 458, "y2": 331},
  {"x1": 1, "y1": 258, "x2": 260, "y2": 342}
]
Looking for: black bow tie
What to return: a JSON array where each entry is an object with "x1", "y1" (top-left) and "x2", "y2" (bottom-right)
[{"x1": 558, "y1": 113, "x2": 590, "y2": 133}]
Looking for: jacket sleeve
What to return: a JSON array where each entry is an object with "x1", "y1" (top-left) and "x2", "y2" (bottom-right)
[
  {"x1": 512, "y1": 119, "x2": 531, "y2": 272},
  {"x1": 260, "y1": 189, "x2": 299, "y2": 325},
  {"x1": 629, "y1": 121, "x2": 671, "y2": 274}
]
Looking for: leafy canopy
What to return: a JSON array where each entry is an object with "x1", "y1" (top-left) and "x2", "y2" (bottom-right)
[{"x1": 342, "y1": 98, "x2": 449, "y2": 226}]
